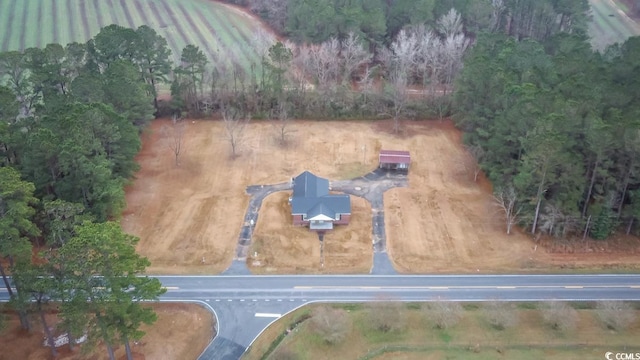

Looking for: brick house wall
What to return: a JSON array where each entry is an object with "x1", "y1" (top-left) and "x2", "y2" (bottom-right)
[{"x1": 334, "y1": 214, "x2": 351, "y2": 225}]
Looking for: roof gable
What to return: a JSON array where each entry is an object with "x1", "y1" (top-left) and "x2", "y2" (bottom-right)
[
  {"x1": 290, "y1": 171, "x2": 351, "y2": 217},
  {"x1": 292, "y1": 171, "x2": 329, "y2": 199}
]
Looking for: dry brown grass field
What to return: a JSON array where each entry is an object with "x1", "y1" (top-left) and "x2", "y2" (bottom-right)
[
  {"x1": 0, "y1": 303, "x2": 213, "y2": 360},
  {"x1": 122, "y1": 119, "x2": 640, "y2": 274}
]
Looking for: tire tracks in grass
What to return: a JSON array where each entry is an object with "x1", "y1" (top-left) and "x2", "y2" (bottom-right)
[
  {"x1": 135, "y1": 0, "x2": 180, "y2": 62},
  {"x1": 175, "y1": 2, "x2": 222, "y2": 63},
  {"x1": 204, "y1": 4, "x2": 259, "y2": 61},
  {"x1": 119, "y1": 0, "x2": 137, "y2": 29},
  {"x1": 1, "y1": 0, "x2": 17, "y2": 51},
  {"x1": 51, "y1": 0, "x2": 59, "y2": 45},
  {"x1": 18, "y1": 1, "x2": 37, "y2": 51},
  {"x1": 106, "y1": 0, "x2": 122, "y2": 26},
  {"x1": 19, "y1": 0, "x2": 29, "y2": 50},
  {"x1": 591, "y1": 0, "x2": 635, "y2": 43},
  {"x1": 66, "y1": 0, "x2": 77, "y2": 46},
  {"x1": 92, "y1": 0, "x2": 106, "y2": 29},
  {"x1": 199, "y1": 4, "x2": 256, "y2": 71},
  {"x1": 147, "y1": 0, "x2": 184, "y2": 63},
  {"x1": 79, "y1": 0, "x2": 91, "y2": 41},
  {"x1": 158, "y1": 0, "x2": 195, "y2": 55},
  {"x1": 35, "y1": 0, "x2": 43, "y2": 48}
]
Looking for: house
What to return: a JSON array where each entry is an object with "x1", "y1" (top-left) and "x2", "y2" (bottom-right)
[
  {"x1": 289, "y1": 171, "x2": 351, "y2": 231},
  {"x1": 379, "y1": 150, "x2": 410, "y2": 170}
]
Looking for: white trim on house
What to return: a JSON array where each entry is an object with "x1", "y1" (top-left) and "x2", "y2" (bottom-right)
[{"x1": 308, "y1": 214, "x2": 335, "y2": 221}]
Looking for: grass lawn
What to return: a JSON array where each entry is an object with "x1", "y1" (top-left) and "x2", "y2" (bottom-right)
[
  {"x1": 0, "y1": 0, "x2": 272, "y2": 70},
  {"x1": 244, "y1": 302, "x2": 640, "y2": 360},
  {"x1": 589, "y1": 0, "x2": 640, "y2": 51}
]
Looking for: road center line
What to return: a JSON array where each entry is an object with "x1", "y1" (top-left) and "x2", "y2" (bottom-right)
[{"x1": 255, "y1": 313, "x2": 281, "y2": 318}]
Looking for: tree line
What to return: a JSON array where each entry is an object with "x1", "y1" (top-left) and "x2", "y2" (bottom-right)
[
  {"x1": 223, "y1": 0, "x2": 589, "y2": 45},
  {"x1": 454, "y1": 33, "x2": 640, "y2": 239},
  {"x1": 0, "y1": 25, "x2": 174, "y2": 359}
]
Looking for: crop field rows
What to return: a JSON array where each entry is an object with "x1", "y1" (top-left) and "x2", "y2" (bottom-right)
[
  {"x1": 589, "y1": 0, "x2": 640, "y2": 50},
  {"x1": 0, "y1": 0, "x2": 270, "y2": 72}
]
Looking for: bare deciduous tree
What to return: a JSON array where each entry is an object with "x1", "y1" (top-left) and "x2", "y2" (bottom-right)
[
  {"x1": 542, "y1": 301, "x2": 578, "y2": 331},
  {"x1": 483, "y1": 301, "x2": 518, "y2": 330},
  {"x1": 441, "y1": 33, "x2": 470, "y2": 86},
  {"x1": 596, "y1": 301, "x2": 636, "y2": 331},
  {"x1": 367, "y1": 300, "x2": 406, "y2": 333},
  {"x1": 273, "y1": 100, "x2": 294, "y2": 146},
  {"x1": 494, "y1": 185, "x2": 520, "y2": 235},
  {"x1": 425, "y1": 300, "x2": 463, "y2": 330},
  {"x1": 414, "y1": 26, "x2": 442, "y2": 95},
  {"x1": 466, "y1": 144, "x2": 485, "y2": 182},
  {"x1": 384, "y1": 29, "x2": 420, "y2": 133},
  {"x1": 222, "y1": 105, "x2": 249, "y2": 158},
  {"x1": 387, "y1": 67, "x2": 409, "y2": 134},
  {"x1": 340, "y1": 32, "x2": 372, "y2": 84},
  {"x1": 297, "y1": 39, "x2": 340, "y2": 92},
  {"x1": 310, "y1": 305, "x2": 352, "y2": 345},
  {"x1": 162, "y1": 114, "x2": 186, "y2": 166},
  {"x1": 437, "y1": 8, "x2": 464, "y2": 38}
]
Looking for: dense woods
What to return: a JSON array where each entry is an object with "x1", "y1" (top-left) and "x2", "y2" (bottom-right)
[
  {"x1": 1, "y1": 0, "x2": 640, "y2": 356},
  {"x1": 0, "y1": 25, "x2": 167, "y2": 359},
  {"x1": 455, "y1": 33, "x2": 640, "y2": 238},
  {"x1": 224, "y1": 0, "x2": 589, "y2": 44}
]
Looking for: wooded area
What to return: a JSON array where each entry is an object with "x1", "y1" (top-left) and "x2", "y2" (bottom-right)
[
  {"x1": 455, "y1": 33, "x2": 640, "y2": 239},
  {"x1": 0, "y1": 25, "x2": 169, "y2": 359},
  {"x1": 0, "y1": 0, "x2": 639, "y2": 356}
]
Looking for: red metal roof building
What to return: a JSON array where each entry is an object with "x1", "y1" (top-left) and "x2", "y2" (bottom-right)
[{"x1": 379, "y1": 150, "x2": 410, "y2": 170}]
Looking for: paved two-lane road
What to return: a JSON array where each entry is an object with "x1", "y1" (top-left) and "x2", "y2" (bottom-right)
[
  {"x1": 3, "y1": 274, "x2": 640, "y2": 359},
  {"x1": 154, "y1": 274, "x2": 640, "y2": 359}
]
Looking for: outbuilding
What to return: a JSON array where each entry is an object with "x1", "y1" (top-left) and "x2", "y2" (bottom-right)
[{"x1": 378, "y1": 150, "x2": 410, "y2": 170}]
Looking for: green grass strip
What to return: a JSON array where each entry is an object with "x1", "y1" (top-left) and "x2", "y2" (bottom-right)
[
  {"x1": 199, "y1": 3, "x2": 254, "y2": 71},
  {"x1": 359, "y1": 344, "x2": 640, "y2": 360},
  {"x1": 259, "y1": 313, "x2": 312, "y2": 360},
  {"x1": 2, "y1": 0, "x2": 18, "y2": 50},
  {"x1": 0, "y1": 1, "x2": 16, "y2": 51}
]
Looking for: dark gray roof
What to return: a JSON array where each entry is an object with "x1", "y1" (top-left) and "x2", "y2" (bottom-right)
[
  {"x1": 292, "y1": 171, "x2": 329, "y2": 198},
  {"x1": 291, "y1": 171, "x2": 351, "y2": 217}
]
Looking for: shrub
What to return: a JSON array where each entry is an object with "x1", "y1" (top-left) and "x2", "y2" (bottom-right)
[
  {"x1": 425, "y1": 301, "x2": 463, "y2": 330},
  {"x1": 596, "y1": 301, "x2": 636, "y2": 331},
  {"x1": 541, "y1": 301, "x2": 578, "y2": 331},
  {"x1": 366, "y1": 301, "x2": 407, "y2": 333},
  {"x1": 310, "y1": 305, "x2": 352, "y2": 345},
  {"x1": 482, "y1": 301, "x2": 518, "y2": 330}
]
